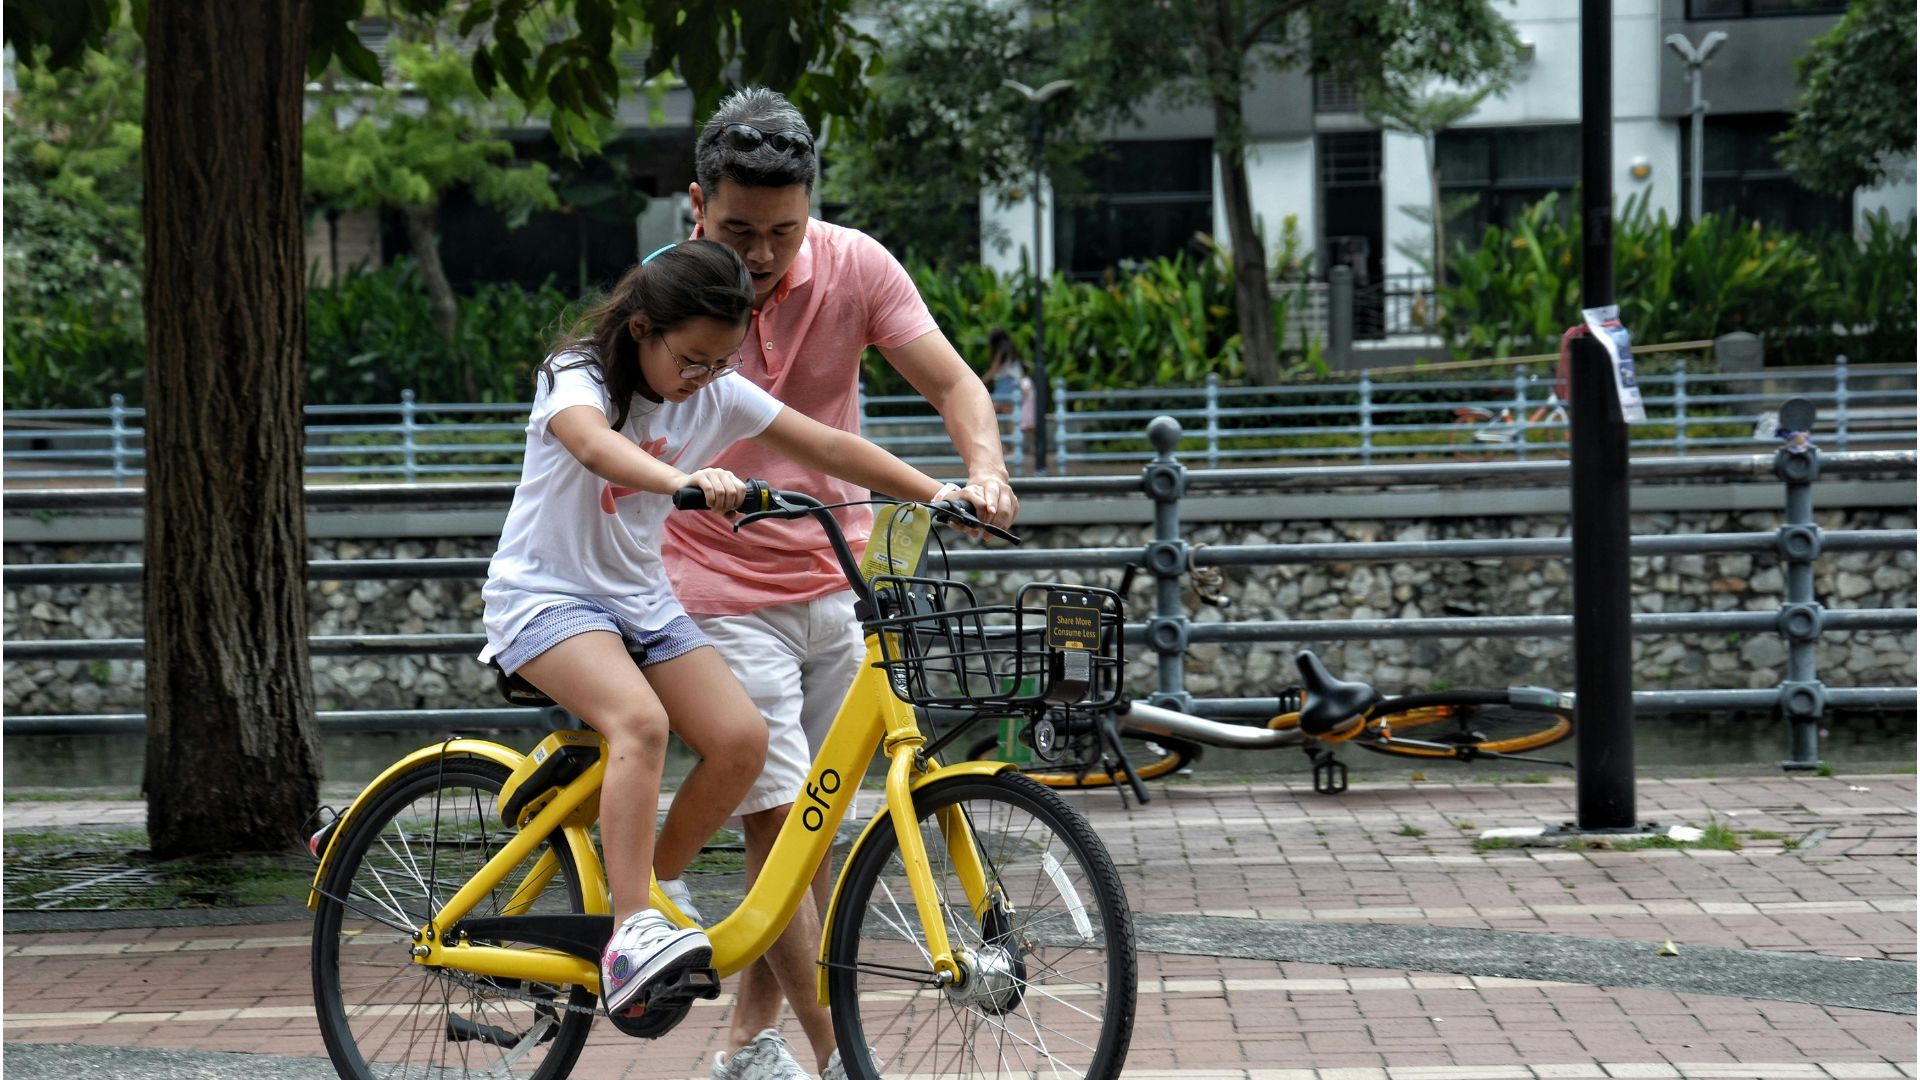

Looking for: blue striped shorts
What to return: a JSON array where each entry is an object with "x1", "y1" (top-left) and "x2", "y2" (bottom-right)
[{"x1": 495, "y1": 600, "x2": 711, "y2": 675}]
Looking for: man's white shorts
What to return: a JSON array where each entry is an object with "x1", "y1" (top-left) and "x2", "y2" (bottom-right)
[{"x1": 690, "y1": 590, "x2": 863, "y2": 818}]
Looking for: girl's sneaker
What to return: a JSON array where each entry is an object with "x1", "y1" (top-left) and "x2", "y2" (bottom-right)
[
  {"x1": 659, "y1": 876, "x2": 704, "y2": 924},
  {"x1": 600, "y1": 909, "x2": 711, "y2": 1017}
]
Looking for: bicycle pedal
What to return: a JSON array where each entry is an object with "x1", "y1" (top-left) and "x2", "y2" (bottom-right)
[
  {"x1": 602, "y1": 966, "x2": 718, "y2": 1039},
  {"x1": 1312, "y1": 754, "x2": 1348, "y2": 796}
]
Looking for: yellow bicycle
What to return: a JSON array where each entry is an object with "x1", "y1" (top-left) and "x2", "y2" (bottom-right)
[{"x1": 306, "y1": 484, "x2": 1138, "y2": 1080}]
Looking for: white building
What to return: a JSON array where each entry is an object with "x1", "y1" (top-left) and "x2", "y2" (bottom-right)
[{"x1": 979, "y1": 0, "x2": 1915, "y2": 292}]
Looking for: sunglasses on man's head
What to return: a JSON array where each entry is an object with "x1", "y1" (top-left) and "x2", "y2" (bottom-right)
[{"x1": 716, "y1": 122, "x2": 814, "y2": 156}]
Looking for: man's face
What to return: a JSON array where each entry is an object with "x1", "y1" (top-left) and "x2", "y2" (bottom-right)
[{"x1": 691, "y1": 181, "x2": 811, "y2": 305}]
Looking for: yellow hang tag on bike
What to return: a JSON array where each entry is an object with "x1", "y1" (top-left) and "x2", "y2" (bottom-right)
[{"x1": 859, "y1": 502, "x2": 934, "y2": 583}]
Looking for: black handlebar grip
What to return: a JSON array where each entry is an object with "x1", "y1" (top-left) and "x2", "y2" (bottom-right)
[{"x1": 672, "y1": 479, "x2": 773, "y2": 513}]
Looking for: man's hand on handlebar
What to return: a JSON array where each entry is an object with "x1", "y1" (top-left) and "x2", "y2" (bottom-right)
[
  {"x1": 962, "y1": 474, "x2": 1018, "y2": 531},
  {"x1": 673, "y1": 467, "x2": 748, "y2": 514}
]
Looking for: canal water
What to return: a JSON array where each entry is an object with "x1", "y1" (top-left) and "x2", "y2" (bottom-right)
[{"x1": 6, "y1": 708, "x2": 1913, "y2": 794}]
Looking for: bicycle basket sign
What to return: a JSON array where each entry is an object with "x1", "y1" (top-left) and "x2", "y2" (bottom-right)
[{"x1": 1045, "y1": 591, "x2": 1102, "y2": 650}]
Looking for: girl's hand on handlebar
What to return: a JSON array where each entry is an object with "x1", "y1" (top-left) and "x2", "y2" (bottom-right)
[{"x1": 679, "y1": 467, "x2": 747, "y2": 514}]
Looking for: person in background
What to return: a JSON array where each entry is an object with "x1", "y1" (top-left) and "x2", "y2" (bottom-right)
[{"x1": 983, "y1": 326, "x2": 1036, "y2": 471}]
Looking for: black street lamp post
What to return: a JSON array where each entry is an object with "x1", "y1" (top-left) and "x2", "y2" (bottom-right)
[{"x1": 1003, "y1": 77, "x2": 1073, "y2": 473}]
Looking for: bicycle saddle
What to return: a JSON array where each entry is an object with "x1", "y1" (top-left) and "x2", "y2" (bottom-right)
[{"x1": 1294, "y1": 651, "x2": 1380, "y2": 737}]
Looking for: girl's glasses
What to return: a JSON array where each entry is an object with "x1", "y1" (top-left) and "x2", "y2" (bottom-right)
[
  {"x1": 661, "y1": 335, "x2": 745, "y2": 382},
  {"x1": 717, "y1": 122, "x2": 814, "y2": 156}
]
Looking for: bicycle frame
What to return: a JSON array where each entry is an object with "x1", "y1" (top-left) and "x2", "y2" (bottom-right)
[{"x1": 310, "y1": 631, "x2": 1006, "y2": 999}]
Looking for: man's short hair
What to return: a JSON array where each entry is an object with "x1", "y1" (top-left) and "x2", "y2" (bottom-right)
[{"x1": 695, "y1": 87, "x2": 818, "y2": 193}]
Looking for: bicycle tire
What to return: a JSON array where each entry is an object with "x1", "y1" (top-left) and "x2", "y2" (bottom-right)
[
  {"x1": 312, "y1": 756, "x2": 597, "y2": 1080},
  {"x1": 825, "y1": 772, "x2": 1136, "y2": 1080},
  {"x1": 1356, "y1": 690, "x2": 1573, "y2": 759},
  {"x1": 963, "y1": 730, "x2": 1200, "y2": 789}
]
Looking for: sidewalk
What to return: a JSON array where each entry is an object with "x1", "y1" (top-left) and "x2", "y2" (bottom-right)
[{"x1": 5, "y1": 771, "x2": 1915, "y2": 1079}]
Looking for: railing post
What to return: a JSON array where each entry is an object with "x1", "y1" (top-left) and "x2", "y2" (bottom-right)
[
  {"x1": 1512, "y1": 368, "x2": 1531, "y2": 462},
  {"x1": 1142, "y1": 417, "x2": 1191, "y2": 713},
  {"x1": 1357, "y1": 370, "x2": 1373, "y2": 467},
  {"x1": 1672, "y1": 359, "x2": 1688, "y2": 456},
  {"x1": 1328, "y1": 265, "x2": 1353, "y2": 369},
  {"x1": 1832, "y1": 354, "x2": 1849, "y2": 452},
  {"x1": 109, "y1": 393, "x2": 129, "y2": 488},
  {"x1": 1772, "y1": 397, "x2": 1826, "y2": 771},
  {"x1": 400, "y1": 389, "x2": 419, "y2": 484},
  {"x1": 1051, "y1": 376, "x2": 1068, "y2": 476},
  {"x1": 1204, "y1": 373, "x2": 1221, "y2": 470}
]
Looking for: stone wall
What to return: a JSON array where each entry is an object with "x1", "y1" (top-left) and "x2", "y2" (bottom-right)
[{"x1": 5, "y1": 507, "x2": 1912, "y2": 717}]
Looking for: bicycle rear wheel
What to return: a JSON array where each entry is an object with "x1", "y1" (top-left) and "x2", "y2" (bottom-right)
[
  {"x1": 825, "y1": 773, "x2": 1135, "y2": 1080},
  {"x1": 1357, "y1": 690, "x2": 1573, "y2": 759},
  {"x1": 311, "y1": 756, "x2": 597, "y2": 1080},
  {"x1": 963, "y1": 730, "x2": 1199, "y2": 789}
]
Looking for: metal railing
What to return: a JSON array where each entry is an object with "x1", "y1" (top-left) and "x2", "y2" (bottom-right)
[
  {"x1": 6, "y1": 360, "x2": 1911, "y2": 485},
  {"x1": 5, "y1": 418, "x2": 1914, "y2": 771}
]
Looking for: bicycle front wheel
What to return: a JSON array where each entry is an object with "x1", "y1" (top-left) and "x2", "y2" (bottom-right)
[
  {"x1": 311, "y1": 756, "x2": 598, "y2": 1080},
  {"x1": 963, "y1": 731, "x2": 1200, "y2": 789},
  {"x1": 826, "y1": 773, "x2": 1136, "y2": 1080},
  {"x1": 1358, "y1": 690, "x2": 1574, "y2": 759}
]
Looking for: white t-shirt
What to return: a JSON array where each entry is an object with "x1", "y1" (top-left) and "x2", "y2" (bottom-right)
[{"x1": 480, "y1": 355, "x2": 785, "y2": 663}]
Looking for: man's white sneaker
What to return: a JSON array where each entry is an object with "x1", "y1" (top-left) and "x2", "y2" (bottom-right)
[
  {"x1": 659, "y1": 876, "x2": 704, "y2": 925},
  {"x1": 599, "y1": 909, "x2": 710, "y2": 1017},
  {"x1": 711, "y1": 1027, "x2": 810, "y2": 1080}
]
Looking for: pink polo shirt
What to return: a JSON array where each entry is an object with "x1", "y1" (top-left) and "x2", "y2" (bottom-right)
[{"x1": 664, "y1": 217, "x2": 939, "y2": 614}]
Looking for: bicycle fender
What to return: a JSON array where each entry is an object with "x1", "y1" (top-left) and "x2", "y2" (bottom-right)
[
  {"x1": 815, "y1": 759, "x2": 1013, "y2": 1006},
  {"x1": 306, "y1": 738, "x2": 527, "y2": 910}
]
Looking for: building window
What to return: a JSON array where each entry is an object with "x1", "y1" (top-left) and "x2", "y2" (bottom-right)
[
  {"x1": 1436, "y1": 125, "x2": 1581, "y2": 243},
  {"x1": 1685, "y1": 0, "x2": 1847, "y2": 18},
  {"x1": 1681, "y1": 112, "x2": 1852, "y2": 233},
  {"x1": 1056, "y1": 139, "x2": 1213, "y2": 278},
  {"x1": 1314, "y1": 73, "x2": 1362, "y2": 114}
]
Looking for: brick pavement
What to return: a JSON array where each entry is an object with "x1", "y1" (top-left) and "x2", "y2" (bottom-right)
[{"x1": 5, "y1": 772, "x2": 1914, "y2": 1078}]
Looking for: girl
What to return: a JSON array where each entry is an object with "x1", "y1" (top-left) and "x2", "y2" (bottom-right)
[{"x1": 480, "y1": 239, "x2": 978, "y2": 1018}]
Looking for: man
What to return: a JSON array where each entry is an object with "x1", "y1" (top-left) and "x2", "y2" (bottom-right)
[{"x1": 657, "y1": 87, "x2": 1018, "y2": 1080}]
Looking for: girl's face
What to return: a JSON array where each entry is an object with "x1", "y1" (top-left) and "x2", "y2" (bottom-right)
[{"x1": 630, "y1": 315, "x2": 750, "y2": 403}]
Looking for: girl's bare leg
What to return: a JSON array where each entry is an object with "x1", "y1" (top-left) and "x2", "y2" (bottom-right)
[
  {"x1": 646, "y1": 646, "x2": 770, "y2": 879},
  {"x1": 514, "y1": 630, "x2": 670, "y2": 921}
]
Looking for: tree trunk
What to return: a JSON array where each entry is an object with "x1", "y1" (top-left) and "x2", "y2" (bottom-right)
[
  {"x1": 401, "y1": 204, "x2": 473, "y2": 398},
  {"x1": 1217, "y1": 138, "x2": 1279, "y2": 384},
  {"x1": 142, "y1": 0, "x2": 321, "y2": 857},
  {"x1": 1201, "y1": 0, "x2": 1279, "y2": 385}
]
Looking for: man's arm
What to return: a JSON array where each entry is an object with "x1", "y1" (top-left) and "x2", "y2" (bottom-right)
[{"x1": 878, "y1": 328, "x2": 1018, "y2": 528}]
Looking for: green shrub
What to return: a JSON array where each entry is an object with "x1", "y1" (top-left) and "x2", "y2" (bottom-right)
[{"x1": 1438, "y1": 192, "x2": 1916, "y2": 363}]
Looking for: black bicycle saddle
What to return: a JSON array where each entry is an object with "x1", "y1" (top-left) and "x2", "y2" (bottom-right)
[{"x1": 1294, "y1": 651, "x2": 1380, "y2": 737}]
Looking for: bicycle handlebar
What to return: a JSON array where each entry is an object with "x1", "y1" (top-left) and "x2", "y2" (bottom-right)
[{"x1": 670, "y1": 480, "x2": 1021, "y2": 611}]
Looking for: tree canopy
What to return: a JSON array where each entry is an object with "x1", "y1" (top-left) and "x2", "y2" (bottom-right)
[{"x1": 1776, "y1": 0, "x2": 1917, "y2": 197}]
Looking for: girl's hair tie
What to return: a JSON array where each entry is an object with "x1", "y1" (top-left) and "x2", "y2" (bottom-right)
[{"x1": 641, "y1": 243, "x2": 678, "y2": 265}]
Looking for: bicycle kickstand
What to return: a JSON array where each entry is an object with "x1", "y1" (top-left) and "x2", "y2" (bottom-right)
[
  {"x1": 1302, "y1": 746, "x2": 1348, "y2": 796},
  {"x1": 1096, "y1": 711, "x2": 1152, "y2": 807}
]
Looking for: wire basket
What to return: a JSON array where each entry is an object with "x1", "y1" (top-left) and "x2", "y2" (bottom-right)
[{"x1": 869, "y1": 577, "x2": 1125, "y2": 710}]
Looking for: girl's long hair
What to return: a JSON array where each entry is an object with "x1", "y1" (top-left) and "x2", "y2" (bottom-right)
[{"x1": 541, "y1": 239, "x2": 754, "y2": 430}]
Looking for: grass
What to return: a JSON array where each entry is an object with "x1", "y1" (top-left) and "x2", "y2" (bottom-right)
[
  {"x1": 1394, "y1": 824, "x2": 1426, "y2": 838},
  {"x1": 1606, "y1": 818, "x2": 1743, "y2": 852},
  {"x1": 1475, "y1": 837, "x2": 1522, "y2": 852},
  {"x1": 4, "y1": 826, "x2": 314, "y2": 911},
  {"x1": 1454, "y1": 820, "x2": 1478, "y2": 830}
]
